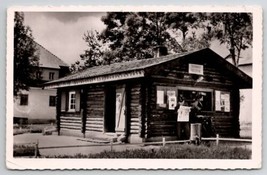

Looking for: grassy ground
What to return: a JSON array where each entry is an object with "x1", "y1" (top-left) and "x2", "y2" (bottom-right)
[{"x1": 41, "y1": 144, "x2": 251, "y2": 159}]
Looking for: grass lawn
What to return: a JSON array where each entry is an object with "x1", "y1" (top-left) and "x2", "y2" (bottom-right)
[{"x1": 42, "y1": 144, "x2": 251, "y2": 159}]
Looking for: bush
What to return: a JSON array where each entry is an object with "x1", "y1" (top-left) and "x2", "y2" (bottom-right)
[
  {"x1": 13, "y1": 144, "x2": 36, "y2": 157},
  {"x1": 44, "y1": 144, "x2": 251, "y2": 159}
]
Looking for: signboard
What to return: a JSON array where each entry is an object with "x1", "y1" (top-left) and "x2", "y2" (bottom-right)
[
  {"x1": 167, "y1": 90, "x2": 177, "y2": 110},
  {"x1": 215, "y1": 90, "x2": 230, "y2": 112},
  {"x1": 177, "y1": 106, "x2": 191, "y2": 122},
  {"x1": 156, "y1": 90, "x2": 164, "y2": 105},
  {"x1": 188, "y1": 64, "x2": 204, "y2": 75}
]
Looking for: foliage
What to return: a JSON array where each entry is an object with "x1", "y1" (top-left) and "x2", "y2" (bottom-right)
[
  {"x1": 208, "y1": 13, "x2": 253, "y2": 66},
  {"x1": 72, "y1": 12, "x2": 210, "y2": 72},
  {"x1": 72, "y1": 12, "x2": 252, "y2": 71},
  {"x1": 14, "y1": 12, "x2": 39, "y2": 96},
  {"x1": 44, "y1": 144, "x2": 251, "y2": 159},
  {"x1": 13, "y1": 144, "x2": 36, "y2": 157}
]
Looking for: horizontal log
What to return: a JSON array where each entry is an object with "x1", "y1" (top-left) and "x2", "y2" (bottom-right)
[
  {"x1": 87, "y1": 106, "x2": 104, "y2": 111},
  {"x1": 130, "y1": 118, "x2": 140, "y2": 122},
  {"x1": 61, "y1": 119, "x2": 81, "y2": 124},
  {"x1": 86, "y1": 121, "x2": 103, "y2": 125},
  {"x1": 87, "y1": 105, "x2": 105, "y2": 109},
  {"x1": 61, "y1": 125, "x2": 81, "y2": 130},
  {"x1": 87, "y1": 97, "x2": 104, "y2": 101},
  {"x1": 61, "y1": 117, "x2": 81, "y2": 121},
  {"x1": 87, "y1": 112, "x2": 104, "y2": 117},
  {"x1": 86, "y1": 127, "x2": 103, "y2": 131},
  {"x1": 86, "y1": 124, "x2": 103, "y2": 128},
  {"x1": 130, "y1": 125, "x2": 141, "y2": 130},
  {"x1": 87, "y1": 91, "x2": 104, "y2": 95},
  {"x1": 130, "y1": 122, "x2": 141, "y2": 127},
  {"x1": 130, "y1": 131, "x2": 140, "y2": 134},
  {"x1": 61, "y1": 122, "x2": 81, "y2": 127},
  {"x1": 87, "y1": 117, "x2": 103, "y2": 121},
  {"x1": 86, "y1": 128, "x2": 103, "y2": 132}
]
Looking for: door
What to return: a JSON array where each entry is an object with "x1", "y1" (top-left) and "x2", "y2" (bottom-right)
[
  {"x1": 115, "y1": 86, "x2": 126, "y2": 134},
  {"x1": 104, "y1": 87, "x2": 116, "y2": 132}
]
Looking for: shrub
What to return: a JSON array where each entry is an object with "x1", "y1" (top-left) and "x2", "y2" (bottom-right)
[{"x1": 13, "y1": 144, "x2": 36, "y2": 157}]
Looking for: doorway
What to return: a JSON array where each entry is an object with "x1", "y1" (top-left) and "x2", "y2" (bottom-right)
[{"x1": 104, "y1": 86, "x2": 116, "y2": 132}]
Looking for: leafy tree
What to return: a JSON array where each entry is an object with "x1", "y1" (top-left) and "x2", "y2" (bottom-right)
[
  {"x1": 74, "y1": 12, "x2": 213, "y2": 71},
  {"x1": 14, "y1": 12, "x2": 39, "y2": 96},
  {"x1": 209, "y1": 13, "x2": 253, "y2": 66},
  {"x1": 100, "y1": 12, "x2": 186, "y2": 60},
  {"x1": 70, "y1": 30, "x2": 115, "y2": 73},
  {"x1": 165, "y1": 12, "x2": 198, "y2": 41}
]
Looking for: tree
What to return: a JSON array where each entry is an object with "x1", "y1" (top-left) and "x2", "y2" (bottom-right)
[
  {"x1": 74, "y1": 12, "x2": 212, "y2": 71},
  {"x1": 70, "y1": 30, "x2": 114, "y2": 73},
  {"x1": 100, "y1": 12, "x2": 185, "y2": 60},
  {"x1": 14, "y1": 12, "x2": 39, "y2": 96},
  {"x1": 165, "y1": 12, "x2": 198, "y2": 41},
  {"x1": 209, "y1": 13, "x2": 253, "y2": 66}
]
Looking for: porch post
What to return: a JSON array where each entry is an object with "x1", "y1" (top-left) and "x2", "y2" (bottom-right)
[{"x1": 56, "y1": 89, "x2": 61, "y2": 135}]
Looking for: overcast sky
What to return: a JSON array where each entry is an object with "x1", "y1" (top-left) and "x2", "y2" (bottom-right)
[{"x1": 24, "y1": 12, "x2": 106, "y2": 65}]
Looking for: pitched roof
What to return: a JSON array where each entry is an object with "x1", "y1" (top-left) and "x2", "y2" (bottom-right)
[
  {"x1": 45, "y1": 48, "x2": 252, "y2": 89},
  {"x1": 35, "y1": 41, "x2": 69, "y2": 69},
  {"x1": 49, "y1": 51, "x2": 193, "y2": 83}
]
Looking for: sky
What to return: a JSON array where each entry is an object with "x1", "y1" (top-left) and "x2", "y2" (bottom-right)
[{"x1": 24, "y1": 12, "x2": 106, "y2": 65}]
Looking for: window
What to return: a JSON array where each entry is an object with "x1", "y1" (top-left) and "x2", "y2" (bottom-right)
[
  {"x1": 177, "y1": 89, "x2": 212, "y2": 111},
  {"x1": 49, "y1": 96, "x2": 56, "y2": 107},
  {"x1": 20, "y1": 94, "x2": 28, "y2": 106},
  {"x1": 68, "y1": 91, "x2": 76, "y2": 112},
  {"x1": 49, "y1": 72, "x2": 55, "y2": 80}
]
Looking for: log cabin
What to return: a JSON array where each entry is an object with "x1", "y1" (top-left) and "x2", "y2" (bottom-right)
[{"x1": 44, "y1": 48, "x2": 252, "y2": 143}]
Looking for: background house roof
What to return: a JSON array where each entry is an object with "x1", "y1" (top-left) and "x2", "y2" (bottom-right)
[
  {"x1": 45, "y1": 48, "x2": 252, "y2": 89},
  {"x1": 35, "y1": 41, "x2": 69, "y2": 69}
]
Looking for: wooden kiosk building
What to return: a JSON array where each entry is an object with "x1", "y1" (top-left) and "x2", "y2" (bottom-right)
[{"x1": 45, "y1": 48, "x2": 252, "y2": 143}]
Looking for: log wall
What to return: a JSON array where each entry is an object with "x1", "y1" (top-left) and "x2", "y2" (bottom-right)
[
  {"x1": 128, "y1": 83, "x2": 143, "y2": 136},
  {"x1": 146, "y1": 58, "x2": 240, "y2": 138},
  {"x1": 86, "y1": 86, "x2": 105, "y2": 133},
  {"x1": 60, "y1": 112, "x2": 82, "y2": 131}
]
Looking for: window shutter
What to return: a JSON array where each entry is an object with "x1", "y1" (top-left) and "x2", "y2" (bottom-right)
[
  {"x1": 75, "y1": 90, "x2": 80, "y2": 112},
  {"x1": 61, "y1": 91, "x2": 66, "y2": 111}
]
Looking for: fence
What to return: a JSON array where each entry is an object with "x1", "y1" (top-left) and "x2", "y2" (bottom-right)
[{"x1": 14, "y1": 134, "x2": 252, "y2": 158}]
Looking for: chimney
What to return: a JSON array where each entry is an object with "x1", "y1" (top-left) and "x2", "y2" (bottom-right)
[{"x1": 153, "y1": 45, "x2": 168, "y2": 58}]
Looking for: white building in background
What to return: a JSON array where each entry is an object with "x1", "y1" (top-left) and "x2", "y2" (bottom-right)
[
  {"x1": 14, "y1": 41, "x2": 69, "y2": 124},
  {"x1": 210, "y1": 40, "x2": 252, "y2": 125}
]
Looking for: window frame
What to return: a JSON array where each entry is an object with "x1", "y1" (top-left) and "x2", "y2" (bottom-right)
[
  {"x1": 177, "y1": 86, "x2": 214, "y2": 112},
  {"x1": 68, "y1": 91, "x2": 76, "y2": 112}
]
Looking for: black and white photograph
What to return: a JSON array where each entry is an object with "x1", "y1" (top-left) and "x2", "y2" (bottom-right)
[{"x1": 6, "y1": 5, "x2": 262, "y2": 169}]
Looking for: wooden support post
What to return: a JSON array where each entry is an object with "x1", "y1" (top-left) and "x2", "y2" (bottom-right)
[
  {"x1": 162, "y1": 137, "x2": 166, "y2": 147},
  {"x1": 35, "y1": 140, "x2": 39, "y2": 158},
  {"x1": 216, "y1": 134, "x2": 219, "y2": 146}
]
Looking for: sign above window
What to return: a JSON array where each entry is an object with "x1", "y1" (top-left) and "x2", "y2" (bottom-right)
[{"x1": 188, "y1": 64, "x2": 203, "y2": 75}]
